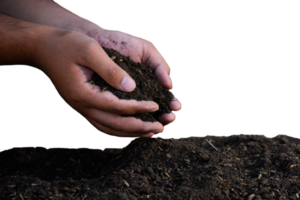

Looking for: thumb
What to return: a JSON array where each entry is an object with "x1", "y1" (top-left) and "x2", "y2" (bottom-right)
[
  {"x1": 82, "y1": 43, "x2": 135, "y2": 92},
  {"x1": 119, "y1": 75, "x2": 136, "y2": 92}
]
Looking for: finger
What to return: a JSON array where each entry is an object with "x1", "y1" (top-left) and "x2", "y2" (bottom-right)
[
  {"x1": 83, "y1": 85, "x2": 159, "y2": 115},
  {"x1": 86, "y1": 108, "x2": 164, "y2": 133},
  {"x1": 80, "y1": 41, "x2": 135, "y2": 92},
  {"x1": 158, "y1": 112, "x2": 178, "y2": 126},
  {"x1": 155, "y1": 67, "x2": 172, "y2": 89},
  {"x1": 87, "y1": 117, "x2": 154, "y2": 137},
  {"x1": 142, "y1": 42, "x2": 172, "y2": 89},
  {"x1": 170, "y1": 97, "x2": 184, "y2": 112}
]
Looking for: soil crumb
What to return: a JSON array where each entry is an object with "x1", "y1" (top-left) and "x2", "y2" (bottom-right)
[
  {"x1": 91, "y1": 47, "x2": 173, "y2": 122},
  {"x1": 1, "y1": 135, "x2": 300, "y2": 200}
]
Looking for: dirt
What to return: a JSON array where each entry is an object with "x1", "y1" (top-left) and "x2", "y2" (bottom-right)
[
  {"x1": 90, "y1": 47, "x2": 174, "y2": 122},
  {"x1": 1, "y1": 135, "x2": 300, "y2": 200}
]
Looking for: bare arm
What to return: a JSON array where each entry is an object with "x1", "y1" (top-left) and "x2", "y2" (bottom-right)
[
  {"x1": 0, "y1": 0, "x2": 94, "y2": 34},
  {"x1": 0, "y1": 13, "x2": 48, "y2": 66}
]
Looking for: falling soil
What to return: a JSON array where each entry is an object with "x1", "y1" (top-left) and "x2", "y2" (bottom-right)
[
  {"x1": 90, "y1": 47, "x2": 174, "y2": 122},
  {"x1": 1, "y1": 135, "x2": 300, "y2": 200}
]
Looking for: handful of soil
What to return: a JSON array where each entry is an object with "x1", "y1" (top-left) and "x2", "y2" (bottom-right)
[{"x1": 91, "y1": 47, "x2": 173, "y2": 122}]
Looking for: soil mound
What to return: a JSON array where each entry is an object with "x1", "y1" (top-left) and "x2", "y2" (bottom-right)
[{"x1": 1, "y1": 135, "x2": 300, "y2": 200}]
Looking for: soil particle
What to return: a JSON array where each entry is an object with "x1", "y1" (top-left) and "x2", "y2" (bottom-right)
[
  {"x1": 91, "y1": 47, "x2": 174, "y2": 122},
  {"x1": 1, "y1": 135, "x2": 300, "y2": 199}
]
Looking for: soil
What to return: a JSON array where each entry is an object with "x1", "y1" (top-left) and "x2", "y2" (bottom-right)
[
  {"x1": 1, "y1": 135, "x2": 300, "y2": 200},
  {"x1": 90, "y1": 47, "x2": 174, "y2": 122}
]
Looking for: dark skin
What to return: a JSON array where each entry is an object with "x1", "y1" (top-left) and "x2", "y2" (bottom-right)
[{"x1": 34, "y1": 27, "x2": 183, "y2": 138}]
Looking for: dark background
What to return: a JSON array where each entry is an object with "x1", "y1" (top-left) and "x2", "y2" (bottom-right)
[{"x1": 0, "y1": 1, "x2": 180, "y2": 152}]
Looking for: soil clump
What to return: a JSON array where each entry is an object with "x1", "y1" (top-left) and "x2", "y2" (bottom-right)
[
  {"x1": 1, "y1": 135, "x2": 300, "y2": 200},
  {"x1": 91, "y1": 47, "x2": 173, "y2": 122}
]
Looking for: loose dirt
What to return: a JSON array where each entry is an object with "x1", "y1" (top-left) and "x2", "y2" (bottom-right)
[
  {"x1": 1, "y1": 135, "x2": 300, "y2": 200},
  {"x1": 90, "y1": 47, "x2": 174, "y2": 122}
]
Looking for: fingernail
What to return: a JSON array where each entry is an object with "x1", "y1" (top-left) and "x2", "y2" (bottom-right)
[
  {"x1": 141, "y1": 133, "x2": 153, "y2": 138},
  {"x1": 153, "y1": 130, "x2": 162, "y2": 134},
  {"x1": 148, "y1": 103, "x2": 159, "y2": 112},
  {"x1": 120, "y1": 76, "x2": 136, "y2": 92}
]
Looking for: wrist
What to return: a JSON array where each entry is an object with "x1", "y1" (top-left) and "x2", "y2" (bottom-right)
[
  {"x1": 0, "y1": 0, "x2": 105, "y2": 39},
  {"x1": 63, "y1": 18, "x2": 105, "y2": 37},
  {"x1": 0, "y1": 14, "x2": 50, "y2": 67}
]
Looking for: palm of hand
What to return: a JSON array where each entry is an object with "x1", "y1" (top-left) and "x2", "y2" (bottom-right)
[{"x1": 87, "y1": 29, "x2": 181, "y2": 125}]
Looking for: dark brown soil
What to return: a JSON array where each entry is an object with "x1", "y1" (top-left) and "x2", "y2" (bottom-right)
[
  {"x1": 91, "y1": 47, "x2": 173, "y2": 122},
  {"x1": 1, "y1": 135, "x2": 300, "y2": 200}
]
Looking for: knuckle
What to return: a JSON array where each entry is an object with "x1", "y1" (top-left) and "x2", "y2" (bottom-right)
[
  {"x1": 105, "y1": 67, "x2": 121, "y2": 83},
  {"x1": 124, "y1": 116, "x2": 143, "y2": 132},
  {"x1": 81, "y1": 40, "x2": 99, "y2": 63},
  {"x1": 85, "y1": 40, "x2": 99, "y2": 53},
  {"x1": 113, "y1": 120, "x2": 123, "y2": 132},
  {"x1": 113, "y1": 104, "x2": 124, "y2": 115},
  {"x1": 139, "y1": 122, "x2": 149, "y2": 133},
  {"x1": 69, "y1": 90, "x2": 84, "y2": 104}
]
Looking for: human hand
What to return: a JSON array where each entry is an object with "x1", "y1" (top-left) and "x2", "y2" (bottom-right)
[
  {"x1": 84, "y1": 28, "x2": 181, "y2": 126},
  {"x1": 35, "y1": 28, "x2": 164, "y2": 137}
]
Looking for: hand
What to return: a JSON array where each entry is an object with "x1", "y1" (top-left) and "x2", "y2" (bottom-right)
[
  {"x1": 85, "y1": 28, "x2": 182, "y2": 126},
  {"x1": 35, "y1": 28, "x2": 164, "y2": 137}
]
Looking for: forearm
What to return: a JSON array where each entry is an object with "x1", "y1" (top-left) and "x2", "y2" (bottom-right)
[
  {"x1": 0, "y1": 0, "x2": 101, "y2": 35},
  {"x1": 0, "y1": 13, "x2": 49, "y2": 66}
]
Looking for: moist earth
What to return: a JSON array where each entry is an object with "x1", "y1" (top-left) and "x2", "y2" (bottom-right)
[
  {"x1": 1, "y1": 135, "x2": 300, "y2": 200},
  {"x1": 91, "y1": 47, "x2": 174, "y2": 122}
]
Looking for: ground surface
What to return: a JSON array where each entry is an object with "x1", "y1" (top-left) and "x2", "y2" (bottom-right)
[{"x1": 1, "y1": 135, "x2": 300, "y2": 200}]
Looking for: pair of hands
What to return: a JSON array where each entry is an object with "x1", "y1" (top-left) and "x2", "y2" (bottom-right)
[{"x1": 36, "y1": 27, "x2": 181, "y2": 138}]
